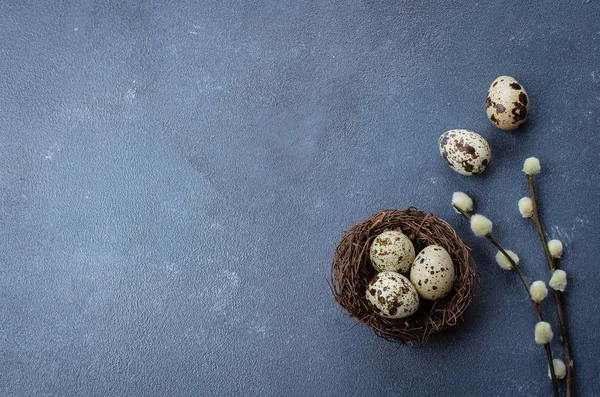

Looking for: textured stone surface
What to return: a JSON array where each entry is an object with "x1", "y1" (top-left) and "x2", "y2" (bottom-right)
[{"x1": 1, "y1": 1, "x2": 599, "y2": 396}]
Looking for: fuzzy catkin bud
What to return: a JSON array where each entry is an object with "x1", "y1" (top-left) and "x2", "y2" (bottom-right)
[
  {"x1": 535, "y1": 322, "x2": 553, "y2": 344},
  {"x1": 548, "y1": 239, "x2": 564, "y2": 258},
  {"x1": 549, "y1": 270, "x2": 567, "y2": 292},
  {"x1": 530, "y1": 281, "x2": 548, "y2": 303},
  {"x1": 495, "y1": 250, "x2": 519, "y2": 270},
  {"x1": 548, "y1": 359, "x2": 567, "y2": 380},
  {"x1": 452, "y1": 192, "x2": 473, "y2": 213},
  {"x1": 518, "y1": 197, "x2": 533, "y2": 218},
  {"x1": 470, "y1": 214, "x2": 493, "y2": 237},
  {"x1": 523, "y1": 157, "x2": 541, "y2": 175}
]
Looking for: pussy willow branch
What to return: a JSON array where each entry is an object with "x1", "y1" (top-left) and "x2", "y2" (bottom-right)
[
  {"x1": 527, "y1": 174, "x2": 573, "y2": 397},
  {"x1": 453, "y1": 204, "x2": 559, "y2": 397}
]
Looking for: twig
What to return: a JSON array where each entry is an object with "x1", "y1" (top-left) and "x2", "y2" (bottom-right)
[
  {"x1": 453, "y1": 204, "x2": 559, "y2": 397},
  {"x1": 527, "y1": 173, "x2": 574, "y2": 397}
]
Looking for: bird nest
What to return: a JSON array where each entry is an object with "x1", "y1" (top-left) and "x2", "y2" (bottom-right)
[{"x1": 330, "y1": 207, "x2": 478, "y2": 345}]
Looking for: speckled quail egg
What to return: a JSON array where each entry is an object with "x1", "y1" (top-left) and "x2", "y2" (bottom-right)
[
  {"x1": 486, "y1": 76, "x2": 529, "y2": 130},
  {"x1": 369, "y1": 230, "x2": 415, "y2": 273},
  {"x1": 439, "y1": 129, "x2": 491, "y2": 176},
  {"x1": 410, "y1": 245, "x2": 456, "y2": 301},
  {"x1": 365, "y1": 271, "x2": 420, "y2": 319}
]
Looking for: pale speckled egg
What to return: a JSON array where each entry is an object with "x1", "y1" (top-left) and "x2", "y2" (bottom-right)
[
  {"x1": 369, "y1": 230, "x2": 415, "y2": 273},
  {"x1": 486, "y1": 76, "x2": 529, "y2": 130},
  {"x1": 439, "y1": 129, "x2": 491, "y2": 176},
  {"x1": 365, "y1": 271, "x2": 420, "y2": 319},
  {"x1": 410, "y1": 245, "x2": 455, "y2": 301}
]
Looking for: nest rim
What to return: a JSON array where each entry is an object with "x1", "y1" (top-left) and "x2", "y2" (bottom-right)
[{"x1": 330, "y1": 207, "x2": 479, "y2": 346}]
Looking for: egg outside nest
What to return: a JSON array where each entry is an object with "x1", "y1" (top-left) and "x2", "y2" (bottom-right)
[
  {"x1": 439, "y1": 129, "x2": 491, "y2": 176},
  {"x1": 329, "y1": 207, "x2": 478, "y2": 346},
  {"x1": 486, "y1": 76, "x2": 530, "y2": 130}
]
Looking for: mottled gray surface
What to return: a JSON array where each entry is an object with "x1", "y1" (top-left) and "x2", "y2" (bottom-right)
[{"x1": 1, "y1": 1, "x2": 599, "y2": 396}]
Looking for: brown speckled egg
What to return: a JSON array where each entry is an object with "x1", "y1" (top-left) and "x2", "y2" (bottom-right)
[
  {"x1": 369, "y1": 230, "x2": 415, "y2": 273},
  {"x1": 439, "y1": 129, "x2": 491, "y2": 176},
  {"x1": 365, "y1": 271, "x2": 420, "y2": 319},
  {"x1": 410, "y1": 245, "x2": 455, "y2": 301},
  {"x1": 486, "y1": 76, "x2": 529, "y2": 130}
]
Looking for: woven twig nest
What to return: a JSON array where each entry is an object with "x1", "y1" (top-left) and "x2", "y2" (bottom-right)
[{"x1": 330, "y1": 207, "x2": 478, "y2": 345}]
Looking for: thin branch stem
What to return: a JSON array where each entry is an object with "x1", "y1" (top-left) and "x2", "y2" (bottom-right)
[
  {"x1": 527, "y1": 173, "x2": 574, "y2": 397},
  {"x1": 486, "y1": 234, "x2": 530, "y2": 295},
  {"x1": 555, "y1": 292, "x2": 572, "y2": 395},
  {"x1": 527, "y1": 174, "x2": 555, "y2": 272},
  {"x1": 452, "y1": 204, "x2": 559, "y2": 397}
]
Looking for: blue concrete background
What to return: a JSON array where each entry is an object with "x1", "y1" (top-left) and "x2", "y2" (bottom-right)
[{"x1": 1, "y1": 1, "x2": 599, "y2": 396}]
